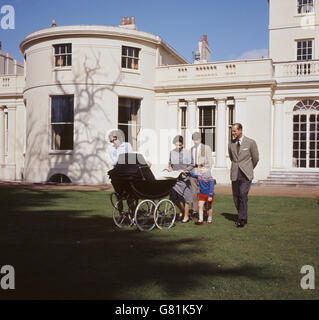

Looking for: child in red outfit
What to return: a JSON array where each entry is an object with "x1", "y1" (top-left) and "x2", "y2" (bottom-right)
[{"x1": 188, "y1": 168, "x2": 216, "y2": 225}]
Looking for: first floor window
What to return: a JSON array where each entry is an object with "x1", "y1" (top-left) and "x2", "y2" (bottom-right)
[
  {"x1": 297, "y1": 0, "x2": 313, "y2": 14},
  {"x1": 297, "y1": 39, "x2": 313, "y2": 61},
  {"x1": 118, "y1": 97, "x2": 141, "y2": 151},
  {"x1": 51, "y1": 95, "x2": 74, "y2": 150},
  {"x1": 121, "y1": 46, "x2": 140, "y2": 70},
  {"x1": 54, "y1": 43, "x2": 72, "y2": 67},
  {"x1": 199, "y1": 106, "x2": 216, "y2": 152}
]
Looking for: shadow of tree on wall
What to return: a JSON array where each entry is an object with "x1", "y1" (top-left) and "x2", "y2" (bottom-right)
[
  {"x1": 0, "y1": 188, "x2": 281, "y2": 300},
  {"x1": 25, "y1": 51, "x2": 123, "y2": 185}
]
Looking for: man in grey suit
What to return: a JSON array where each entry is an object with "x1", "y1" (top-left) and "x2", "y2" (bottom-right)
[{"x1": 228, "y1": 123, "x2": 259, "y2": 227}]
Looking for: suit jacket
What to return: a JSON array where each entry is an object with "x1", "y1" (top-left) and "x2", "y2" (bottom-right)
[
  {"x1": 191, "y1": 143, "x2": 212, "y2": 174},
  {"x1": 228, "y1": 136, "x2": 259, "y2": 181}
]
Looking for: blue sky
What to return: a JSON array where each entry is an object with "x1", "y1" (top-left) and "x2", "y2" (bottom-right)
[{"x1": 0, "y1": 0, "x2": 269, "y2": 63}]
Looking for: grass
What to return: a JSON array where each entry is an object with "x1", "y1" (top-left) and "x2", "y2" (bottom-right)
[{"x1": 0, "y1": 187, "x2": 318, "y2": 300}]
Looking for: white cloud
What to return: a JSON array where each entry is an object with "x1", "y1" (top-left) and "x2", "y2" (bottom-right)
[{"x1": 237, "y1": 48, "x2": 269, "y2": 60}]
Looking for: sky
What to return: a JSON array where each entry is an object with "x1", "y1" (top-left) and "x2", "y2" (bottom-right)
[{"x1": 0, "y1": 0, "x2": 269, "y2": 63}]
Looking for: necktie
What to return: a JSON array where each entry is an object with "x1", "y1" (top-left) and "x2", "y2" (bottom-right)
[{"x1": 237, "y1": 141, "x2": 240, "y2": 155}]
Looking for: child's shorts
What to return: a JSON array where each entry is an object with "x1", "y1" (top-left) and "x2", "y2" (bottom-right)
[{"x1": 198, "y1": 194, "x2": 215, "y2": 203}]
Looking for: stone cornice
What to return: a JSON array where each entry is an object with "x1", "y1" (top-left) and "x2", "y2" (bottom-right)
[{"x1": 20, "y1": 25, "x2": 189, "y2": 64}]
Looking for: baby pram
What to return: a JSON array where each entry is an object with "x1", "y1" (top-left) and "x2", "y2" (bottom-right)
[{"x1": 108, "y1": 153, "x2": 180, "y2": 231}]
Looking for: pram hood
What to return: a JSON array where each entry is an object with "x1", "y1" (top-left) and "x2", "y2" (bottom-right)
[{"x1": 108, "y1": 153, "x2": 155, "y2": 181}]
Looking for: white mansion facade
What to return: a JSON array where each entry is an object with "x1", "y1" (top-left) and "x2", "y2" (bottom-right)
[{"x1": 0, "y1": 0, "x2": 319, "y2": 185}]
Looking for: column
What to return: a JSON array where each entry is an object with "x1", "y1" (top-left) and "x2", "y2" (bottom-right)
[
  {"x1": 0, "y1": 107, "x2": 5, "y2": 165},
  {"x1": 215, "y1": 98, "x2": 227, "y2": 168},
  {"x1": 186, "y1": 99, "x2": 197, "y2": 148},
  {"x1": 167, "y1": 99, "x2": 179, "y2": 130},
  {"x1": 7, "y1": 105, "x2": 16, "y2": 165},
  {"x1": 273, "y1": 98, "x2": 285, "y2": 168},
  {"x1": 234, "y1": 96, "x2": 247, "y2": 128}
]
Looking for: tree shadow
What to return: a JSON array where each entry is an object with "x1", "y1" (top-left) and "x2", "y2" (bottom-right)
[{"x1": 0, "y1": 188, "x2": 282, "y2": 300}]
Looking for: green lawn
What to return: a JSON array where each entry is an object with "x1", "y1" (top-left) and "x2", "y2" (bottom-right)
[{"x1": 0, "y1": 187, "x2": 318, "y2": 300}]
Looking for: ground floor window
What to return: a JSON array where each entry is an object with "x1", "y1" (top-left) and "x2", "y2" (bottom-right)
[
  {"x1": 51, "y1": 95, "x2": 74, "y2": 150},
  {"x1": 198, "y1": 105, "x2": 216, "y2": 152},
  {"x1": 293, "y1": 100, "x2": 319, "y2": 168},
  {"x1": 118, "y1": 97, "x2": 141, "y2": 151}
]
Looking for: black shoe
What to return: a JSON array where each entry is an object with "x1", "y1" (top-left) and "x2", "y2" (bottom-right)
[
  {"x1": 177, "y1": 214, "x2": 183, "y2": 221},
  {"x1": 235, "y1": 220, "x2": 244, "y2": 227}
]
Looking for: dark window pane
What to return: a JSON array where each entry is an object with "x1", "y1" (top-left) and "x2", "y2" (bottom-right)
[
  {"x1": 310, "y1": 132, "x2": 315, "y2": 140},
  {"x1": 52, "y1": 124, "x2": 73, "y2": 150},
  {"x1": 203, "y1": 108, "x2": 212, "y2": 126},
  {"x1": 300, "y1": 160, "x2": 306, "y2": 167},
  {"x1": 300, "y1": 143, "x2": 306, "y2": 151},
  {"x1": 128, "y1": 47, "x2": 133, "y2": 57},
  {"x1": 300, "y1": 132, "x2": 306, "y2": 140},
  {"x1": 293, "y1": 124, "x2": 299, "y2": 131},
  {"x1": 293, "y1": 142, "x2": 299, "y2": 149},
  {"x1": 300, "y1": 123, "x2": 306, "y2": 131},
  {"x1": 309, "y1": 151, "x2": 315, "y2": 158},
  {"x1": 310, "y1": 141, "x2": 315, "y2": 149},
  {"x1": 293, "y1": 115, "x2": 299, "y2": 122},
  {"x1": 121, "y1": 57, "x2": 126, "y2": 68},
  {"x1": 293, "y1": 133, "x2": 299, "y2": 140},
  {"x1": 300, "y1": 115, "x2": 306, "y2": 122},
  {"x1": 309, "y1": 114, "x2": 315, "y2": 122},
  {"x1": 122, "y1": 47, "x2": 127, "y2": 56},
  {"x1": 51, "y1": 96, "x2": 74, "y2": 123},
  {"x1": 127, "y1": 58, "x2": 132, "y2": 69},
  {"x1": 293, "y1": 150, "x2": 299, "y2": 158}
]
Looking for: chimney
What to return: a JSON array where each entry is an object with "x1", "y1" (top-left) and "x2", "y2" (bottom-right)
[
  {"x1": 119, "y1": 16, "x2": 137, "y2": 30},
  {"x1": 51, "y1": 18, "x2": 57, "y2": 27},
  {"x1": 193, "y1": 34, "x2": 211, "y2": 63}
]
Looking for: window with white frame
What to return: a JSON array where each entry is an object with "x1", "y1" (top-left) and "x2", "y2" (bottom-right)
[
  {"x1": 51, "y1": 95, "x2": 74, "y2": 150},
  {"x1": 53, "y1": 44, "x2": 72, "y2": 67},
  {"x1": 121, "y1": 46, "x2": 140, "y2": 70},
  {"x1": 198, "y1": 105, "x2": 216, "y2": 152},
  {"x1": 297, "y1": 39, "x2": 313, "y2": 61},
  {"x1": 118, "y1": 97, "x2": 141, "y2": 151},
  {"x1": 297, "y1": 0, "x2": 313, "y2": 14}
]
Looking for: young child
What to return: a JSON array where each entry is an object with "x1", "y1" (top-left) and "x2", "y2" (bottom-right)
[{"x1": 188, "y1": 167, "x2": 216, "y2": 225}]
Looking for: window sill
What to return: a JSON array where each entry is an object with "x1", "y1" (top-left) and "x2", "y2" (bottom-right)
[
  {"x1": 294, "y1": 12, "x2": 315, "y2": 17},
  {"x1": 49, "y1": 150, "x2": 73, "y2": 155},
  {"x1": 121, "y1": 68, "x2": 141, "y2": 75},
  {"x1": 53, "y1": 67, "x2": 72, "y2": 72}
]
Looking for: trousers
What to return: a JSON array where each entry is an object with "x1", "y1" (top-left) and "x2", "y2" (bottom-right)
[{"x1": 231, "y1": 169, "x2": 252, "y2": 221}]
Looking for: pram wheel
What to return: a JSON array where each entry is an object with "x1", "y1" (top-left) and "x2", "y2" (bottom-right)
[
  {"x1": 110, "y1": 192, "x2": 120, "y2": 209},
  {"x1": 112, "y1": 199, "x2": 134, "y2": 228},
  {"x1": 154, "y1": 199, "x2": 176, "y2": 230},
  {"x1": 134, "y1": 200, "x2": 156, "y2": 232}
]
